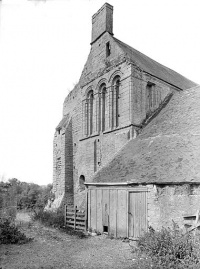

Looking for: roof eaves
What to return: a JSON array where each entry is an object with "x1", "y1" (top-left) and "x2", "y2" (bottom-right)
[{"x1": 142, "y1": 70, "x2": 183, "y2": 91}]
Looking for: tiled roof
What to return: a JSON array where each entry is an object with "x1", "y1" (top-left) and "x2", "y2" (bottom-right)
[
  {"x1": 114, "y1": 37, "x2": 197, "y2": 90},
  {"x1": 93, "y1": 85, "x2": 200, "y2": 184}
]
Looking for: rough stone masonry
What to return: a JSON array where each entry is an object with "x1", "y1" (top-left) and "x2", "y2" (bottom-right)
[{"x1": 50, "y1": 2, "x2": 198, "y2": 233}]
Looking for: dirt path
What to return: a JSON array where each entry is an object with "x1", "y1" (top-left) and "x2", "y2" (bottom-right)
[{"x1": 0, "y1": 212, "x2": 134, "y2": 269}]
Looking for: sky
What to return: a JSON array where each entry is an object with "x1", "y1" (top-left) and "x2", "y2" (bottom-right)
[{"x1": 0, "y1": 0, "x2": 200, "y2": 185}]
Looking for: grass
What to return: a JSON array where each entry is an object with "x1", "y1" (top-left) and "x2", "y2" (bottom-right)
[{"x1": 32, "y1": 208, "x2": 88, "y2": 238}]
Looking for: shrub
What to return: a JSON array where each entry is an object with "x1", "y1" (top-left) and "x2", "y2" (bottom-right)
[
  {"x1": 133, "y1": 224, "x2": 200, "y2": 269},
  {"x1": 32, "y1": 209, "x2": 64, "y2": 228},
  {"x1": 32, "y1": 209, "x2": 87, "y2": 238},
  {"x1": 0, "y1": 217, "x2": 31, "y2": 244}
]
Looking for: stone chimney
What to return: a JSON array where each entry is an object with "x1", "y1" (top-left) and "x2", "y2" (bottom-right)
[{"x1": 91, "y1": 3, "x2": 113, "y2": 44}]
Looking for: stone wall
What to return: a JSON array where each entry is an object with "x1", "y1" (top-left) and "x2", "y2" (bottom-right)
[
  {"x1": 52, "y1": 3, "x2": 181, "y2": 210},
  {"x1": 64, "y1": 119, "x2": 74, "y2": 205},
  {"x1": 73, "y1": 57, "x2": 134, "y2": 208},
  {"x1": 131, "y1": 66, "x2": 176, "y2": 126},
  {"x1": 52, "y1": 117, "x2": 73, "y2": 208},
  {"x1": 80, "y1": 33, "x2": 124, "y2": 87},
  {"x1": 147, "y1": 184, "x2": 200, "y2": 229},
  {"x1": 53, "y1": 54, "x2": 179, "y2": 210}
]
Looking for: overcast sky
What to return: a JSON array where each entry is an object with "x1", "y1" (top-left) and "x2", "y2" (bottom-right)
[{"x1": 0, "y1": 0, "x2": 200, "y2": 185}]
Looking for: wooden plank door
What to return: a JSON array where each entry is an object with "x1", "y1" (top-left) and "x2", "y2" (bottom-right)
[
  {"x1": 102, "y1": 189, "x2": 109, "y2": 231},
  {"x1": 128, "y1": 191, "x2": 147, "y2": 238}
]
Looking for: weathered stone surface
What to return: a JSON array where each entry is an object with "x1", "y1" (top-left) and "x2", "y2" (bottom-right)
[
  {"x1": 147, "y1": 184, "x2": 200, "y2": 230},
  {"x1": 52, "y1": 3, "x2": 199, "y2": 232}
]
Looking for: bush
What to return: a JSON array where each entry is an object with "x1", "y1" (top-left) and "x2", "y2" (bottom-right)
[
  {"x1": 32, "y1": 209, "x2": 87, "y2": 238},
  {"x1": 133, "y1": 224, "x2": 200, "y2": 269},
  {"x1": 32, "y1": 209, "x2": 64, "y2": 228},
  {"x1": 0, "y1": 217, "x2": 31, "y2": 244}
]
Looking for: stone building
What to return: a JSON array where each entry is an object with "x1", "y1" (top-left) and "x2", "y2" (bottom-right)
[{"x1": 51, "y1": 3, "x2": 200, "y2": 237}]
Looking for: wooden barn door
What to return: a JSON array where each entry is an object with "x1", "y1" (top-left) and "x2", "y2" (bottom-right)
[
  {"x1": 128, "y1": 191, "x2": 147, "y2": 238},
  {"x1": 102, "y1": 189, "x2": 109, "y2": 232}
]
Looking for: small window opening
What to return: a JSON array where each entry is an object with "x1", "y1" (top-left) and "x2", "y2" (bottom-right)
[
  {"x1": 112, "y1": 77, "x2": 120, "y2": 128},
  {"x1": 146, "y1": 82, "x2": 156, "y2": 117},
  {"x1": 94, "y1": 140, "x2": 97, "y2": 172},
  {"x1": 87, "y1": 90, "x2": 94, "y2": 135},
  {"x1": 79, "y1": 175, "x2": 85, "y2": 191},
  {"x1": 106, "y1": 42, "x2": 111, "y2": 57},
  {"x1": 58, "y1": 129, "x2": 60, "y2": 135},
  {"x1": 103, "y1": 226, "x2": 108, "y2": 233},
  {"x1": 189, "y1": 184, "x2": 195, "y2": 195},
  {"x1": 102, "y1": 88, "x2": 106, "y2": 132}
]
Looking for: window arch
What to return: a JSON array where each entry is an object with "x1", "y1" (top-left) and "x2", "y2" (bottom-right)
[
  {"x1": 102, "y1": 87, "x2": 106, "y2": 132},
  {"x1": 87, "y1": 90, "x2": 94, "y2": 135},
  {"x1": 79, "y1": 175, "x2": 85, "y2": 191},
  {"x1": 112, "y1": 76, "x2": 120, "y2": 128},
  {"x1": 98, "y1": 83, "x2": 107, "y2": 132}
]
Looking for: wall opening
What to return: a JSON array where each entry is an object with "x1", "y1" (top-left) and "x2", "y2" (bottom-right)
[
  {"x1": 106, "y1": 42, "x2": 111, "y2": 57},
  {"x1": 102, "y1": 87, "x2": 106, "y2": 132},
  {"x1": 56, "y1": 157, "x2": 61, "y2": 175},
  {"x1": 87, "y1": 90, "x2": 94, "y2": 135},
  {"x1": 112, "y1": 76, "x2": 120, "y2": 129},
  {"x1": 94, "y1": 140, "x2": 97, "y2": 172},
  {"x1": 146, "y1": 82, "x2": 156, "y2": 118},
  {"x1": 79, "y1": 175, "x2": 85, "y2": 191},
  {"x1": 98, "y1": 91, "x2": 101, "y2": 132},
  {"x1": 103, "y1": 225, "x2": 108, "y2": 233},
  {"x1": 98, "y1": 83, "x2": 107, "y2": 132}
]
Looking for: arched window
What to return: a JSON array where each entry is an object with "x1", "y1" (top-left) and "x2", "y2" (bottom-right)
[
  {"x1": 79, "y1": 175, "x2": 85, "y2": 191},
  {"x1": 87, "y1": 90, "x2": 94, "y2": 135},
  {"x1": 146, "y1": 82, "x2": 156, "y2": 118},
  {"x1": 98, "y1": 83, "x2": 107, "y2": 132},
  {"x1": 112, "y1": 76, "x2": 120, "y2": 128},
  {"x1": 102, "y1": 87, "x2": 106, "y2": 132}
]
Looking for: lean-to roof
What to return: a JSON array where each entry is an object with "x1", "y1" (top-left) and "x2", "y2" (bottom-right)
[{"x1": 93, "y1": 85, "x2": 200, "y2": 184}]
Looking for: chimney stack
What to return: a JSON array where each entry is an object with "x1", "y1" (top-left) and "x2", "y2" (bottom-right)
[{"x1": 91, "y1": 3, "x2": 113, "y2": 44}]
